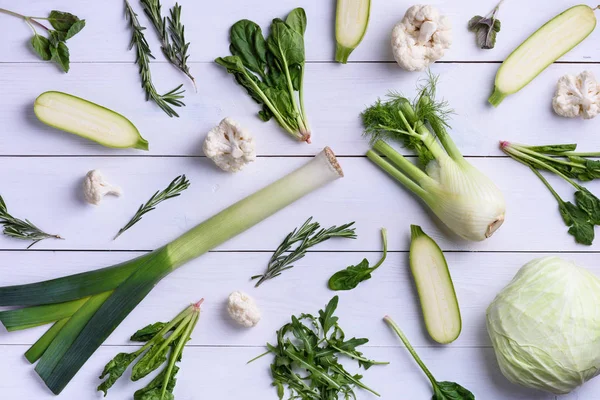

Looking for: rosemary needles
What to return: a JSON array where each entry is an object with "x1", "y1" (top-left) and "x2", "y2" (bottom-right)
[
  {"x1": 0, "y1": 195, "x2": 61, "y2": 248},
  {"x1": 124, "y1": 0, "x2": 194, "y2": 117},
  {"x1": 251, "y1": 217, "x2": 357, "y2": 287},
  {"x1": 115, "y1": 175, "x2": 190, "y2": 239}
]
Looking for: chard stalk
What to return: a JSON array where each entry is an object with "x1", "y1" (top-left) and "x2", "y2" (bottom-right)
[{"x1": 0, "y1": 148, "x2": 344, "y2": 394}]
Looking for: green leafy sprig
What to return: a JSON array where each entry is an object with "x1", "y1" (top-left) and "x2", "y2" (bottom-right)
[
  {"x1": 124, "y1": 0, "x2": 185, "y2": 117},
  {"x1": 384, "y1": 316, "x2": 475, "y2": 400},
  {"x1": 0, "y1": 195, "x2": 62, "y2": 248},
  {"x1": 251, "y1": 217, "x2": 357, "y2": 287},
  {"x1": 329, "y1": 228, "x2": 388, "y2": 291},
  {"x1": 140, "y1": 0, "x2": 196, "y2": 90},
  {"x1": 0, "y1": 8, "x2": 85, "y2": 72},
  {"x1": 502, "y1": 141, "x2": 600, "y2": 245},
  {"x1": 251, "y1": 296, "x2": 388, "y2": 399},
  {"x1": 98, "y1": 300, "x2": 203, "y2": 400},
  {"x1": 468, "y1": 0, "x2": 503, "y2": 49},
  {"x1": 115, "y1": 174, "x2": 190, "y2": 239}
]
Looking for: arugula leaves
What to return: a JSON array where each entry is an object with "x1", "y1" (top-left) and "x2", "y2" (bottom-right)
[
  {"x1": 384, "y1": 316, "x2": 475, "y2": 400},
  {"x1": 98, "y1": 301, "x2": 202, "y2": 400},
  {"x1": 468, "y1": 1, "x2": 502, "y2": 50},
  {"x1": 501, "y1": 142, "x2": 600, "y2": 245},
  {"x1": 216, "y1": 8, "x2": 312, "y2": 142},
  {"x1": 329, "y1": 228, "x2": 388, "y2": 291},
  {"x1": 0, "y1": 9, "x2": 85, "y2": 72},
  {"x1": 253, "y1": 296, "x2": 388, "y2": 399}
]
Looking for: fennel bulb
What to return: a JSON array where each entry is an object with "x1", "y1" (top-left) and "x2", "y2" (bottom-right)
[
  {"x1": 0, "y1": 147, "x2": 343, "y2": 394},
  {"x1": 487, "y1": 257, "x2": 600, "y2": 394},
  {"x1": 362, "y1": 78, "x2": 505, "y2": 241}
]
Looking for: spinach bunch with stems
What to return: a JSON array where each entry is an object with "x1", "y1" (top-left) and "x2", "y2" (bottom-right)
[
  {"x1": 501, "y1": 141, "x2": 600, "y2": 245},
  {"x1": 251, "y1": 217, "x2": 357, "y2": 287},
  {"x1": 329, "y1": 228, "x2": 387, "y2": 291},
  {"x1": 384, "y1": 316, "x2": 475, "y2": 399},
  {"x1": 251, "y1": 296, "x2": 387, "y2": 399},
  {"x1": 0, "y1": 8, "x2": 85, "y2": 72},
  {"x1": 216, "y1": 8, "x2": 312, "y2": 143},
  {"x1": 98, "y1": 300, "x2": 203, "y2": 400}
]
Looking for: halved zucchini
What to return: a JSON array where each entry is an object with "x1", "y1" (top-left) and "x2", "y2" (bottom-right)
[
  {"x1": 489, "y1": 5, "x2": 597, "y2": 106},
  {"x1": 409, "y1": 225, "x2": 461, "y2": 344},
  {"x1": 34, "y1": 91, "x2": 149, "y2": 150},
  {"x1": 335, "y1": 0, "x2": 371, "y2": 63}
]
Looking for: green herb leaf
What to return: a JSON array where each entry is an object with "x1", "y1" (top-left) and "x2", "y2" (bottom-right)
[
  {"x1": 130, "y1": 322, "x2": 169, "y2": 342},
  {"x1": 318, "y1": 296, "x2": 339, "y2": 335},
  {"x1": 329, "y1": 228, "x2": 387, "y2": 291},
  {"x1": 559, "y1": 201, "x2": 595, "y2": 245},
  {"x1": 468, "y1": 1, "x2": 503, "y2": 50},
  {"x1": 48, "y1": 10, "x2": 80, "y2": 32},
  {"x1": 50, "y1": 41, "x2": 70, "y2": 72},
  {"x1": 229, "y1": 21, "x2": 267, "y2": 77},
  {"x1": 434, "y1": 381, "x2": 475, "y2": 400},
  {"x1": 31, "y1": 35, "x2": 51, "y2": 61},
  {"x1": 575, "y1": 188, "x2": 600, "y2": 225},
  {"x1": 97, "y1": 352, "x2": 139, "y2": 396},
  {"x1": 65, "y1": 20, "x2": 86, "y2": 40}
]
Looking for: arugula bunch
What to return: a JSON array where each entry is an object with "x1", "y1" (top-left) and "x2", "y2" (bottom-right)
[
  {"x1": 0, "y1": 8, "x2": 85, "y2": 72},
  {"x1": 98, "y1": 300, "x2": 202, "y2": 400},
  {"x1": 502, "y1": 142, "x2": 600, "y2": 245},
  {"x1": 216, "y1": 8, "x2": 312, "y2": 143},
  {"x1": 252, "y1": 296, "x2": 388, "y2": 399}
]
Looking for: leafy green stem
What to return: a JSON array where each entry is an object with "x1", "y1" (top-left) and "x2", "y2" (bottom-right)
[
  {"x1": 366, "y1": 150, "x2": 428, "y2": 198},
  {"x1": 0, "y1": 8, "x2": 50, "y2": 31},
  {"x1": 510, "y1": 144, "x2": 585, "y2": 169}
]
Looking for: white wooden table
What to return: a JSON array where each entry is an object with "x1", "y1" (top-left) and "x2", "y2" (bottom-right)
[{"x1": 0, "y1": 0, "x2": 599, "y2": 398}]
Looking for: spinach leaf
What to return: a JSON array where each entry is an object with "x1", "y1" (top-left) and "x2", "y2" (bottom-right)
[
  {"x1": 133, "y1": 366, "x2": 179, "y2": 400},
  {"x1": 329, "y1": 228, "x2": 388, "y2": 291},
  {"x1": 216, "y1": 8, "x2": 311, "y2": 142},
  {"x1": 98, "y1": 353, "x2": 139, "y2": 395},
  {"x1": 131, "y1": 322, "x2": 169, "y2": 342}
]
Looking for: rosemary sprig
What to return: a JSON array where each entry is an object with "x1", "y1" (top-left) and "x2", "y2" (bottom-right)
[
  {"x1": 0, "y1": 195, "x2": 62, "y2": 248},
  {"x1": 251, "y1": 217, "x2": 357, "y2": 287},
  {"x1": 140, "y1": 0, "x2": 196, "y2": 90},
  {"x1": 124, "y1": 0, "x2": 185, "y2": 117},
  {"x1": 115, "y1": 175, "x2": 190, "y2": 239}
]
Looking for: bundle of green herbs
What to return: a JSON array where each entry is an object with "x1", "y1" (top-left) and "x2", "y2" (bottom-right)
[
  {"x1": 216, "y1": 8, "x2": 312, "y2": 143},
  {"x1": 501, "y1": 141, "x2": 600, "y2": 245},
  {"x1": 251, "y1": 296, "x2": 387, "y2": 399}
]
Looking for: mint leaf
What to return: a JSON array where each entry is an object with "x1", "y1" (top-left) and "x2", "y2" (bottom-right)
[
  {"x1": 48, "y1": 10, "x2": 80, "y2": 32},
  {"x1": 50, "y1": 42, "x2": 70, "y2": 72},
  {"x1": 31, "y1": 35, "x2": 51, "y2": 61},
  {"x1": 65, "y1": 19, "x2": 86, "y2": 40}
]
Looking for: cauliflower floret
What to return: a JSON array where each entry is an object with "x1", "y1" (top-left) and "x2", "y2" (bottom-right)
[
  {"x1": 82, "y1": 170, "x2": 122, "y2": 205},
  {"x1": 553, "y1": 71, "x2": 600, "y2": 119},
  {"x1": 227, "y1": 291, "x2": 261, "y2": 328},
  {"x1": 203, "y1": 118, "x2": 256, "y2": 172},
  {"x1": 391, "y1": 5, "x2": 452, "y2": 72}
]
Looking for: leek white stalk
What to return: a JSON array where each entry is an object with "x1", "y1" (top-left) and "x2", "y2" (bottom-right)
[
  {"x1": 0, "y1": 147, "x2": 343, "y2": 394},
  {"x1": 335, "y1": 0, "x2": 371, "y2": 63},
  {"x1": 363, "y1": 80, "x2": 506, "y2": 241}
]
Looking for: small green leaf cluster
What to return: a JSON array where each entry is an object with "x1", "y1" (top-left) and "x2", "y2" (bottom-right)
[
  {"x1": 468, "y1": 1, "x2": 503, "y2": 50},
  {"x1": 216, "y1": 8, "x2": 312, "y2": 142},
  {"x1": 98, "y1": 302, "x2": 201, "y2": 400},
  {"x1": 328, "y1": 228, "x2": 387, "y2": 291},
  {"x1": 252, "y1": 217, "x2": 356, "y2": 286},
  {"x1": 0, "y1": 194, "x2": 61, "y2": 248},
  {"x1": 502, "y1": 142, "x2": 600, "y2": 245},
  {"x1": 256, "y1": 296, "x2": 387, "y2": 399}
]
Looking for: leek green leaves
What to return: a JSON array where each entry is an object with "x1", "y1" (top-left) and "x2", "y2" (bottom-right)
[
  {"x1": 216, "y1": 8, "x2": 312, "y2": 142},
  {"x1": 98, "y1": 301, "x2": 202, "y2": 399},
  {"x1": 328, "y1": 228, "x2": 387, "y2": 291}
]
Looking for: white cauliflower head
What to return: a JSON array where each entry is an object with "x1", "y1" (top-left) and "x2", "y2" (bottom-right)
[
  {"x1": 203, "y1": 118, "x2": 256, "y2": 172},
  {"x1": 82, "y1": 170, "x2": 122, "y2": 205},
  {"x1": 227, "y1": 291, "x2": 261, "y2": 328},
  {"x1": 391, "y1": 5, "x2": 452, "y2": 72},
  {"x1": 553, "y1": 71, "x2": 600, "y2": 119}
]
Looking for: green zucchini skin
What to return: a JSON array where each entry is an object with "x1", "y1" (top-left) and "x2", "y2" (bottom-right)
[
  {"x1": 409, "y1": 225, "x2": 462, "y2": 344},
  {"x1": 489, "y1": 5, "x2": 597, "y2": 106},
  {"x1": 34, "y1": 91, "x2": 149, "y2": 150}
]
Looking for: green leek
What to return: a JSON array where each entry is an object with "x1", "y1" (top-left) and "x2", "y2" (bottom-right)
[{"x1": 0, "y1": 147, "x2": 344, "y2": 394}]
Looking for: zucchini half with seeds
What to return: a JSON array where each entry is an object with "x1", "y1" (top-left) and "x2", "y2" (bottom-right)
[
  {"x1": 34, "y1": 91, "x2": 149, "y2": 150},
  {"x1": 489, "y1": 5, "x2": 597, "y2": 106},
  {"x1": 335, "y1": 0, "x2": 371, "y2": 63},
  {"x1": 409, "y1": 225, "x2": 462, "y2": 344}
]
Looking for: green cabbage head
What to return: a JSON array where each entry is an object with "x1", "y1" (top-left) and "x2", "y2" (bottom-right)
[{"x1": 487, "y1": 256, "x2": 600, "y2": 394}]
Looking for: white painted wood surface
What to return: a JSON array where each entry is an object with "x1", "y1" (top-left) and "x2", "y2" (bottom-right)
[{"x1": 0, "y1": 0, "x2": 599, "y2": 399}]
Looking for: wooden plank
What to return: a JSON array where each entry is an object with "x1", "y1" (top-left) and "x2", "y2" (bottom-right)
[
  {"x1": 2, "y1": 251, "x2": 599, "y2": 349},
  {"x1": 0, "y1": 0, "x2": 598, "y2": 63},
  {"x1": 0, "y1": 156, "x2": 597, "y2": 252},
  {"x1": 0, "y1": 62, "x2": 598, "y2": 156},
  {"x1": 0, "y1": 344, "x2": 582, "y2": 399}
]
